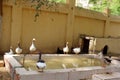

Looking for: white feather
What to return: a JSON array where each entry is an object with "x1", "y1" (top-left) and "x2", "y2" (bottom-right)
[
  {"x1": 111, "y1": 60, "x2": 120, "y2": 65},
  {"x1": 15, "y1": 42, "x2": 22, "y2": 54},
  {"x1": 63, "y1": 42, "x2": 69, "y2": 54},
  {"x1": 15, "y1": 47, "x2": 22, "y2": 54},
  {"x1": 73, "y1": 47, "x2": 81, "y2": 54},
  {"x1": 29, "y1": 38, "x2": 36, "y2": 52},
  {"x1": 36, "y1": 62, "x2": 46, "y2": 69}
]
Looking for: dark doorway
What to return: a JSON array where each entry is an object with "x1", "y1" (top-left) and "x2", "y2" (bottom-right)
[{"x1": 81, "y1": 38, "x2": 90, "y2": 53}]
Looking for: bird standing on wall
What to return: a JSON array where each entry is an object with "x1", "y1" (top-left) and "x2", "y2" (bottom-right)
[
  {"x1": 103, "y1": 56, "x2": 112, "y2": 65},
  {"x1": 101, "y1": 45, "x2": 108, "y2": 56},
  {"x1": 73, "y1": 47, "x2": 81, "y2": 54},
  {"x1": 15, "y1": 42, "x2": 22, "y2": 54},
  {"x1": 63, "y1": 42, "x2": 69, "y2": 54},
  {"x1": 104, "y1": 56, "x2": 120, "y2": 66},
  {"x1": 94, "y1": 51, "x2": 108, "y2": 67},
  {"x1": 57, "y1": 47, "x2": 64, "y2": 54},
  {"x1": 36, "y1": 52, "x2": 46, "y2": 72},
  {"x1": 96, "y1": 52, "x2": 118, "y2": 67},
  {"x1": 29, "y1": 38, "x2": 36, "y2": 53},
  {"x1": 5, "y1": 46, "x2": 14, "y2": 55}
]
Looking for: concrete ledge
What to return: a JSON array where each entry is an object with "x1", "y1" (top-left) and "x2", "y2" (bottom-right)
[
  {"x1": 4, "y1": 54, "x2": 120, "y2": 80},
  {"x1": 92, "y1": 72, "x2": 120, "y2": 80}
]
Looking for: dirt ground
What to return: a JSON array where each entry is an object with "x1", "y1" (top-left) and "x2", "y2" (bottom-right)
[
  {"x1": 0, "y1": 67, "x2": 11, "y2": 80},
  {"x1": 0, "y1": 55, "x2": 11, "y2": 80}
]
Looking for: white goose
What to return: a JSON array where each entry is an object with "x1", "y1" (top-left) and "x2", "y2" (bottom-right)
[
  {"x1": 73, "y1": 47, "x2": 81, "y2": 54},
  {"x1": 36, "y1": 52, "x2": 46, "y2": 72},
  {"x1": 63, "y1": 42, "x2": 69, "y2": 54},
  {"x1": 5, "y1": 46, "x2": 14, "y2": 55},
  {"x1": 15, "y1": 41, "x2": 22, "y2": 54},
  {"x1": 29, "y1": 38, "x2": 36, "y2": 52}
]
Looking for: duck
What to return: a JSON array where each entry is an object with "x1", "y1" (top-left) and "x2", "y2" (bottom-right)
[
  {"x1": 73, "y1": 47, "x2": 81, "y2": 54},
  {"x1": 57, "y1": 47, "x2": 64, "y2": 54},
  {"x1": 15, "y1": 41, "x2": 22, "y2": 54},
  {"x1": 91, "y1": 51, "x2": 108, "y2": 67},
  {"x1": 93, "y1": 45, "x2": 108, "y2": 58},
  {"x1": 29, "y1": 38, "x2": 36, "y2": 52},
  {"x1": 104, "y1": 56, "x2": 120, "y2": 66},
  {"x1": 63, "y1": 42, "x2": 69, "y2": 54},
  {"x1": 97, "y1": 54, "x2": 120, "y2": 67},
  {"x1": 36, "y1": 52, "x2": 46, "y2": 72},
  {"x1": 5, "y1": 46, "x2": 14, "y2": 55},
  {"x1": 101, "y1": 45, "x2": 108, "y2": 56},
  {"x1": 103, "y1": 56, "x2": 112, "y2": 65},
  {"x1": 90, "y1": 46, "x2": 118, "y2": 68}
]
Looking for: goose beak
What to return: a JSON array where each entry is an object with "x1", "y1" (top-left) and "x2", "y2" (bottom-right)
[{"x1": 33, "y1": 38, "x2": 36, "y2": 41}]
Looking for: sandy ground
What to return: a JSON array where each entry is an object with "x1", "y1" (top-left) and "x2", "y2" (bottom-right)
[
  {"x1": 0, "y1": 55, "x2": 11, "y2": 80},
  {"x1": 0, "y1": 67, "x2": 11, "y2": 80}
]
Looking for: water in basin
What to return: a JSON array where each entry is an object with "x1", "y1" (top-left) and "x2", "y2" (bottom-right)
[{"x1": 14, "y1": 54, "x2": 102, "y2": 70}]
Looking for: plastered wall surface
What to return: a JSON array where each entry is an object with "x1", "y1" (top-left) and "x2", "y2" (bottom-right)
[{"x1": 1, "y1": 0, "x2": 120, "y2": 54}]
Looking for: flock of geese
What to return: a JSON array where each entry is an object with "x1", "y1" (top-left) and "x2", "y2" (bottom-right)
[
  {"x1": 5, "y1": 39, "x2": 120, "y2": 71},
  {"x1": 5, "y1": 38, "x2": 46, "y2": 72},
  {"x1": 57, "y1": 42, "x2": 81, "y2": 54},
  {"x1": 6, "y1": 40, "x2": 81, "y2": 55},
  {"x1": 5, "y1": 40, "x2": 81, "y2": 71},
  {"x1": 5, "y1": 38, "x2": 37, "y2": 55}
]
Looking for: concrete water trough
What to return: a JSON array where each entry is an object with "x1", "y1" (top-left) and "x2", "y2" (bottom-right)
[{"x1": 4, "y1": 54, "x2": 120, "y2": 80}]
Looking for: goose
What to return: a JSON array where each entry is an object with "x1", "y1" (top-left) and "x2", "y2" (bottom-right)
[
  {"x1": 36, "y1": 52, "x2": 46, "y2": 72},
  {"x1": 15, "y1": 41, "x2": 22, "y2": 54},
  {"x1": 63, "y1": 42, "x2": 69, "y2": 54},
  {"x1": 29, "y1": 38, "x2": 36, "y2": 52},
  {"x1": 73, "y1": 47, "x2": 81, "y2": 54},
  {"x1": 5, "y1": 46, "x2": 14, "y2": 55}
]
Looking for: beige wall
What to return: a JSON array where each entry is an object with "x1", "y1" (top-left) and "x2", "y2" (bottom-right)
[
  {"x1": 0, "y1": 5, "x2": 12, "y2": 52},
  {"x1": 106, "y1": 22, "x2": 120, "y2": 37},
  {"x1": 22, "y1": 9, "x2": 67, "y2": 53},
  {"x1": 1, "y1": 0, "x2": 120, "y2": 54},
  {"x1": 73, "y1": 16, "x2": 105, "y2": 46},
  {"x1": 95, "y1": 38, "x2": 120, "y2": 54}
]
